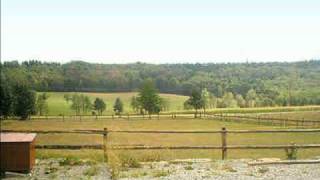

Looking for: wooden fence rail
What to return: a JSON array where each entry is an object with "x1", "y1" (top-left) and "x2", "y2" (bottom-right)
[
  {"x1": 212, "y1": 114, "x2": 320, "y2": 127},
  {"x1": 4, "y1": 129, "x2": 320, "y2": 134},
  {"x1": 3, "y1": 128, "x2": 320, "y2": 161},
  {"x1": 34, "y1": 144, "x2": 320, "y2": 150}
]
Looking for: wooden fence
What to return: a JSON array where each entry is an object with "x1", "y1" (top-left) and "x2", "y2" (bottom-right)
[
  {"x1": 3, "y1": 113, "x2": 317, "y2": 129},
  {"x1": 3, "y1": 128, "x2": 320, "y2": 161},
  {"x1": 211, "y1": 114, "x2": 320, "y2": 128}
]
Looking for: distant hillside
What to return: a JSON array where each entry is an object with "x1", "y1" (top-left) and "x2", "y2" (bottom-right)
[{"x1": 1, "y1": 60, "x2": 320, "y2": 106}]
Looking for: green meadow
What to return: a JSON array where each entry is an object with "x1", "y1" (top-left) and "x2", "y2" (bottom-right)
[{"x1": 42, "y1": 92, "x2": 188, "y2": 115}]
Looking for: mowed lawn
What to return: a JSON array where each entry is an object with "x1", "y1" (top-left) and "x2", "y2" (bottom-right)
[
  {"x1": 42, "y1": 92, "x2": 188, "y2": 115},
  {"x1": 2, "y1": 117, "x2": 320, "y2": 161}
]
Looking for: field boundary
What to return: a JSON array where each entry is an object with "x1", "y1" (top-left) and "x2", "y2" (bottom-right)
[{"x1": 210, "y1": 114, "x2": 320, "y2": 128}]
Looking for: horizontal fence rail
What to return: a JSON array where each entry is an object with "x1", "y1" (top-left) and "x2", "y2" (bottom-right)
[
  {"x1": 33, "y1": 144, "x2": 320, "y2": 150},
  {"x1": 3, "y1": 111, "x2": 319, "y2": 129},
  {"x1": 2, "y1": 127, "x2": 320, "y2": 161},
  {"x1": 3, "y1": 129, "x2": 320, "y2": 134},
  {"x1": 211, "y1": 114, "x2": 320, "y2": 128}
]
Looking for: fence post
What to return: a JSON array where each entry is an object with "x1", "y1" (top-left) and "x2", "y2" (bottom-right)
[
  {"x1": 221, "y1": 127, "x2": 227, "y2": 160},
  {"x1": 103, "y1": 128, "x2": 108, "y2": 163}
]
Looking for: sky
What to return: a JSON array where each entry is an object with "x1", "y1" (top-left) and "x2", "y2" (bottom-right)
[{"x1": 1, "y1": 0, "x2": 320, "y2": 64}]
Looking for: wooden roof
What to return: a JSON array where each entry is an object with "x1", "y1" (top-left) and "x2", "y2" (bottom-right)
[{"x1": 0, "y1": 133, "x2": 36, "y2": 142}]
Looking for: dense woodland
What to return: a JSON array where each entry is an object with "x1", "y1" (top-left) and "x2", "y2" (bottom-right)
[{"x1": 1, "y1": 60, "x2": 320, "y2": 107}]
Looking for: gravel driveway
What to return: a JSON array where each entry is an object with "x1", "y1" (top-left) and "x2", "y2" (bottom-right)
[
  {"x1": 119, "y1": 158, "x2": 320, "y2": 180},
  {"x1": 2, "y1": 158, "x2": 320, "y2": 180}
]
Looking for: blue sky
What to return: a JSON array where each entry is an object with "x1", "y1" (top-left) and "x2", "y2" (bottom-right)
[{"x1": 1, "y1": 0, "x2": 320, "y2": 63}]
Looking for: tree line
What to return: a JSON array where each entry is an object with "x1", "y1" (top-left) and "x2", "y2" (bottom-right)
[
  {"x1": 1, "y1": 60, "x2": 320, "y2": 110},
  {"x1": 0, "y1": 79, "x2": 165, "y2": 119},
  {"x1": 184, "y1": 88, "x2": 260, "y2": 117}
]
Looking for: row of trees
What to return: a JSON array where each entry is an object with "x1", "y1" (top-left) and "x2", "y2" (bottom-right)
[
  {"x1": 184, "y1": 88, "x2": 260, "y2": 117},
  {"x1": 64, "y1": 94, "x2": 124, "y2": 116},
  {"x1": 0, "y1": 79, "x2": 164, "y2": 119},
  {"x1": 63, "y1": 80, "x2": 164, "y2": 117},
  {"x1": 0, "y1": 83, "x2": 50, "y2": 119}
]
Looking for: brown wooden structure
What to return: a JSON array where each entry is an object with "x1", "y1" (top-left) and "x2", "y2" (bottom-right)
[{"x1": 0, "y1": 133, "x2": 36, "y2": 173}]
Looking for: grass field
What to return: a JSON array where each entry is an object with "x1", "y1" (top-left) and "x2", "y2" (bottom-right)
[
  {"x1": 2, "y1": 116, "x2": 320, "y2": 161},
  {"x1": 42, "y1": 92, "x2": 188, "y2": 115},
  {"x1": 247, "y1": 111, "x2": 320, "y2": 121},
  {"x1": 40, "y1": 92, "x2": 320, "y2": 116}
]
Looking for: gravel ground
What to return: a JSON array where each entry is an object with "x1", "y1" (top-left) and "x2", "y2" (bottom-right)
[
  {"x1": 2, "y1": 158, "x2": 320, "y2": 180},
  {"x1": 119, "y1": 158, "x2": 320, "y2": 180},
  {"x1": 2, "y1": 159, "x2": 111, "y2": 180}
]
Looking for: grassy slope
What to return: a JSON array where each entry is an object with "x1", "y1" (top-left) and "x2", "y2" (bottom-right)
[
  {"x1": 41, "y1": 92, "x2": 320, "y2": 116},
  {"x1": 2, "y1": 117, "x2": 320, "y2": 160},
  {"x1": 43, "y1": 92, "x2": 188, "y2": 115}
]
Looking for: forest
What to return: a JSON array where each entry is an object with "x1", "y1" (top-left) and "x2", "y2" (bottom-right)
[{"x1": 1, "y1": 60, "x2": 320, "y2": 107}]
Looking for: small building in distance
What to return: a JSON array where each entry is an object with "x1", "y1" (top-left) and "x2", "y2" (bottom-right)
[{"x1": 1, "y1": 133, "x2": 36, "y2": 174}]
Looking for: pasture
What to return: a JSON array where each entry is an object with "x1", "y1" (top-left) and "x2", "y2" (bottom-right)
[
  {"x1": 2, "y1": 114, "x2": 320, "y2": 162},
  {"x1": 248, "y1": 111, "x2": 320, "y2": 121},
  {"x1": 42, "y1": 92, "x2": 188, "y2": 115},
  {"x1": 37, "y1": 91, "x2": 320, "y2": 117}
]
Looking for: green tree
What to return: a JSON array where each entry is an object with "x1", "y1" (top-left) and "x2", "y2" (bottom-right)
[
  {"x1": 137, "y1": 80, "x2": 162, "y2": 118},
  {"x1": 208, "y1": 94, "x2": 218, "y2": 109},
  {"x1": 94, "y1": 98, "x2": 106, "y2": 115},
  {"x1": 82, "y1": 95, "x2": 92, "y2": 114},
  {"x1": 159, "y1": 98, "x2": 170, "y2": 111},
  {"x1": 0, "y1": 83, "x2": 13, "y2": 118},
  {"x1": 36, "y1": 93, "x2": 49, "y2": 115},
  {"x1": 235, "y1": 94, "x2": 246, "y2": 108},
  {"x1": 113, "y1": 97, "x2": 124, "y2": 116},
  {"x1": 246, "y1": 89, "x2": 257, "y2": 107},
  {"x1": 185, "y1": 89, "x2": 204, "y2": 118},
  {"x1": 70, "y1": 94, "x2": 92, "y2": 115},
  {"x1": 12, "y1": 84, "x2": 36, "y2": 120},
  {"x1": 64, "y1": 94, "x2": 72, "y2": 103},
  {"x1": 130, "y1": 96, "x2": 140, "y2": 113},
  {"x1": 221, "y1": 92, "x2": 238, "y2": 108},
  {"x1": 71, "y1": 94, "x2": 81, "y2": 115},
  {"x1": 201, "y1": 88, "x2": 210, "y2": 114}
]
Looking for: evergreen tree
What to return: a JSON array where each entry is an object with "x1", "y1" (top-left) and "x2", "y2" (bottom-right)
[
  {"x1": 113, "y1": 97, "x2": 124, "y2": 116},
  {"x1": 0, "y1": 83, "x2": 13, "y2": 118},
  {"x1": 137, "y1": 80, "x2": 162, "y2": 118},
  {"x1": 185, "y1": 89, "x2": 204, "y2": 118},
  {"x1": 36, "y1": 93, "x2": 49, "y2": 115},
  {"x1": 94, "y1": 98, "x2": 106, "y2": 115},
  {"x1": 12, "y1": 84, "x2": 36, "y2": 120}
]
